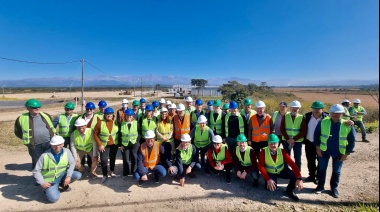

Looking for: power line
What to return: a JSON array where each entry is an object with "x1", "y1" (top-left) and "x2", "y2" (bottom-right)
[
  {"x1": 84, "y1": 61, "x2": 130, "y2": 86},
  {"x1": 0, "y1": 56, "x2": 81, "y2": 64}
]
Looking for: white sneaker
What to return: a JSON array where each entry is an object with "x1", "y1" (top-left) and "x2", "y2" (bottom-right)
[
  {"x1": 101, "y1": 176, "x2": 108, "y2": 184},
  {"x1": 109, "y1": 171, "x2": 117, "y2": 177}
]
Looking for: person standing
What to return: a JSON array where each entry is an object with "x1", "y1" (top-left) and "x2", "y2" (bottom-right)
[
  {"x1": 168, "y1": 103, "x2": 177, "y2": 121},
  {"x1": 221, "y1": 101, "x2": 245, "y2": 154},
  {"x1": 156, "y1": 108, "x2": 174, "y2": 157},
  {"x1": 184, "y1": 96, "x2": 195, "y2": 115},
  {"x1": 15, "y1": 99, "x2": 56, "y2": 169},
  {"x1": 341, "y1": 100, "x2": 352, "y2": 121},
  {"x1": 209, "y1": 99, "x2": 224, "y2": 135},
  {"x1": 206, "y1": 135, "x2": 232, "y2": 184},
  {"x1": 94, "y1": 100, "x2": 108, "y2": 122},
  {"x1": 139, "y1": 98, "x2": 147, "y2": 114},
  {"x1": 271, "y1": 102, "x2": 288, "y2": 147},
  {"x1": 173, "y1": 103, "x2": 191, "y2": 149},
  {"x1": 349, "y1": 99, "x2": 370, "y2": 142},
  {"x1": 190, "y1": 99, "x2": 205, "y2": 130},
  {"x1": 53, "y1": 102, "x2": 78, "y2": 149},
  {"x1": 116, "y1": 99, "x2": 129, "y2": 126},
  {"x1": 138, "y1": 104, "x2": 157, "y2": 144},
  {"x1": 132, "y1": 100, "x2": 142, "y2": 121},
  {"x1": 152, "y1": 100, "x2": 160, "y2": 117},
  {"x1": 222, "y1": 103, "x2": 230, "y2": 114},
  {"x1": 240, "y1": 98, "x2": 256, "y2": 138}
]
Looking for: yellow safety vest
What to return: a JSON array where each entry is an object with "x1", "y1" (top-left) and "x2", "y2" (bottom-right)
[
  {"x1": 283, "y1": 113, "x2": 304, "y2": 142},
  {"x1": 73, "y1": 128, "x2": 93, "y2": 152},
  {"x1": 178, "y1": 144, "x2": 193, "y2": 165},
  {"x1": 19, "y1": 112, "x2": 56, "y2": 145},
  {"x1": 141, "y1": 117, "x2": 157, "y2": 139},
  {"x1": 194, "y1": 125, "x2": 211, "y2": 148},
  {"x1": 351, "y1": 106, "x2": 364, "y2": 121},
  {"x1": 319, "y1": 118, "x2": 351, "y2": 155},
  {"x1": 58, "y1": 113, "x2": 78, "y2": 137},
  {"x1": 121, "y1": 121, "x2": 138, "y2": 146},
  {"x1": 156, "y1": 120, "x2": 173, "y2": 143},
  {"x1": 209, "y1": 111, "x2": 222, "y2": 134},
  {"x1": 99, "y1": 121, "x2": 119, "y2": 146},
  {"x1": 235, "y1": 146, "x2": 252, "y2": 166},
  {"x1": 264, "y1": 147, "x2": 284, "y2": 174},
  {"x1": 41, "y1": 151, "x2": 69, "y2": 183},
  {"x1": 212, "y1": 144, "x2": 227, "y2": 164}
]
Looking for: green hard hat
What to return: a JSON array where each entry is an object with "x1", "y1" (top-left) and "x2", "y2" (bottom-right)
[
  {"x1": 213, "y1": 99, "x2": 221, "y2": 107},
  {"x1": 244, "y1": 98, "x2": 252, "y2": 106},
  {"x1": 222, "y1": 103, "x2": 229, "y2": 110},
  {"x1": 64, "y1": 102, "x2": 75, "y2": 109},
  {"x1": 25, "y1": 99, "x2": 42, "y2": 108},
  {"x1": 236, "y1": 134, "x2": 247, "y2": 143},
  {"x1": 132, "y1": 100, "x2": 140, "y2": 106},
  {"x1": 311, "y1": 101, "x2": 324, "y2": 109},
  {"x1": 267, "y1": 133, "x2": 280, "y2": 143}
]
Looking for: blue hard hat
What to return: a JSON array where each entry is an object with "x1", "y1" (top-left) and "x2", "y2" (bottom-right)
[
  {"x1": 85, "y1": 102, "x2": 96, "y2": 109},
  {"x1": 124, "y1": 108, "x2": 134, "y2": 116},
  {"x1": 229, "y1": 101, "x2": 238, "y2": 109},
  {"x1": 145, "y1": 104, "x2": 153, "y2": 111},
  {"x1": 140, "y1": 98, "x2": 146, "y2": 103},
  {"x1": 152, "y1": 101, "x2": 159, "y2": 107},
  {"x1": 207, "y1": 100, "x2": 213, "y2": 106},
  {"x1": 195, "y1": 99, "x2": 203, "y2": 105},
  {"x1": 104, "y1": 107, "x2": 114, "y2": 114},
  {"x1": 98, "y1": 100, "x2": 107, "y2": 108}
]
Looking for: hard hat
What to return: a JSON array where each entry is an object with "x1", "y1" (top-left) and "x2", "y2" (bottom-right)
[
  {"x1": 177, "y1": 103, "x2": 185, "y2": 111},
  {"x1": 160, "y1": 108, "x2": 168, "y2": 113},
  {"x1": 212, "y1": 135, "x2": 223, "y2": 144},
  {"x1": 311, "y1": 101, "x2": 324, "y2": 109},
  {"x1": 213, "y1": 99, "x2": 221, "y2": 107},
  {"x1": 166, "y1": 100, "x2": 172, "y2": 105},
  {"x1": 124, "y1": 108, "x2": 134, "y2": 116},
  {"x1": 74, "y1": 119, "x2": 87, "y2": 127},
  {"x1": 160, "y1": 98, "x2": 166, "y2": 104},
  {"x1": 255, "y1": 100, "x2": 266, "y2": 108},
  {"x1": 197, "y1": 115, "x2": 207, "y2": 123},
  {"x1": 140, "y1": 98, "x2": 146, "y2": 103},
  {"x1": 145, "y1": 104, "x2": 154, "y2": 111},
  {"x1": 98, "y1": 100, "x2": 107, "y2": 108},
  {"x1": 329, "y1": 104, "x2": 345, "y2": 113},
  {"x1": 222, "y1": 103, "x2": 230, "y2": 110},
  {"x1": 279, "y1": 102, "x2": 287, "y2": 107},
  {"x1": 195, "y1": 99, "x2": 203, "y2": 105},
  {"x1": 207, "y1": 100, "x2": 213, "y2": 106},
  {"x1": 170, "y1": 103, "x2": 177, "y2": 109},
  {"x1": 64, "y1": 102, "x2": 75, "y2": 110},
  {"x1": 180, "y1": 134, "x2": 191, "y2": 142},
  {"x1": 85, "y1": 102, "x2": 96, "y2": 109},
  {"x1": 25, "y1": 99, "x2": 42, "y2": 108},
  {"x1": 122, "y1": 99, "x2": 129, "y2": 104},
  {"x1": 185, "y1": 96, "x2": 193, "y2": 102},
  {"x1": 267, "y1": 134, "x2": 280, "y2": 143},
  {"x1": 144, "y1": 130, "x2": 155, "y2": 139},
  {"x1": 152, "y1": 101, "x2": 159, "y2": 107},
  {"x1": 132, "y1": 100, "x2": 140, "y2": 106},
  {"x1": 104, "y1": 107, "x2": 114, "y2": 114},
  {"x1": 353, "y1": 99, "x2": 361, "y2": 104},
  {"x1": 342, "y1": 99, "x2": 350, "y2": 104},
  {"x1": 290, "y1": 100, "x2": 301, "y2": 108},
  {"x1": 50, "y1": 135, "x2": 65, "y2": 145},
  {"x1": 244, "y1": 98, "x2": 253, "y2": 106},
  {"x1": 229, "y1": 101, "x2": 238, "y2": 109},
  {"x1": 236, "y1": 134, "x2": 247, "y2": 143}
]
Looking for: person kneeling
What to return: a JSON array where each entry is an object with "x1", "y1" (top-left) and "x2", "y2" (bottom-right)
[
  {"x1": 33, "y1": 135, "x2": 82, "y2": 203},
  {"x1": 206, "y1": 135, "x2": 233, "y2": 184}
]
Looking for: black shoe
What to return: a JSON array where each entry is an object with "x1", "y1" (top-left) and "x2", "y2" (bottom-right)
[
  {"x1": 226, "y1": 178, "x2": 231, "y2": 184},
  {"x1": 331, "y1": 188, "x2": 340, "y2": 198},
  {"x1": 306, "y1": 176, "x2": 318, "y2": 185},
  {"x1": 154, "y1": 174, "x2": 160, "y2": 183},
  {"x1": 314, "y1": 186, "x2": 324, "y2": 194},
  {"x1": 214, "y1": 170, "x2": 220, "y2": 176},
  {"x1": 287, "y1": 190, "x2": 299, "y2": 201},
  {"x1": 253, "y1": 179, "x2": 259, "y2": 188},
  {"x1": 62, "y1": 185, "x2": 71, "y2": 192},
  {"x1": 138, "y1": 180, "x2": 144, "y2": 186},
  {"x1": 362, "y1": 139, "x2": 370, "y2": 143},
  {"x1": 189, "y1": 172, "x2": 196, "y2": 178}
]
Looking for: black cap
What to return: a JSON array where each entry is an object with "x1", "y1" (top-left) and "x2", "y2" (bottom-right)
[{"x1": 279, "y1": 102, "x2": 287, "y2": 106}]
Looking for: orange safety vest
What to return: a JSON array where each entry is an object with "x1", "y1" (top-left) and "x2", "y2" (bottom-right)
[
  {"x1": 173, "y1": 114, "x2": 190, "y2": 140},
  {"x1": 140, "y1": 141, "x2": 160, "y2": 170},
  {"x1": 251, "y1": 114, "x2": 271, "y2": 142}
]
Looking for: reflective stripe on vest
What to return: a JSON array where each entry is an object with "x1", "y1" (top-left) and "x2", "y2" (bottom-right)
[
  {"x1": 99, "y1": 121, "x2": 119, "y2": 146},
  {"x1": 121, "y1": 121, "x2": 138, "y2": 146},
  {"x1": 283, "y1": 113, "x2": 304, "y2": 142},
  {"x1": 19, "y1": 112, "x2": 56, "y2": 145},
  {"x1": 178, "y1": 144, "x2": 193, "y2": 165},
  {"x1": 351, "y1": 106, "x2": 363, "y2": 121},
  {"x1": 210, "y1": 111, "x2": 223, "y2": 134},
  {"x1": 194, "y1": 125, "x2": 211, "y2": 148},
  {"x1": 73, "y1": 128, "x2": 93, "y2": 152},
  {"x1": 235, "y1": 146, "x2": 252, "y2": 166},
  {"x1": 185, "y1": 106, "x2": 195, "y2": 115},
  {"x1": 58, "y1": 113, "x2": 78, "y2": 137},
  {"x1": 41, "y1": 151, "x2": 69, "y2": 182},
  {"x1": 319, "y1": 117, "x2": 351, "y2": 155},
  {"x1": 141, "y1": 118, "x2": 157, "y2": 139},
  {"x1": 264, "y1": 147, "x2": 284, "y2": 174},
  {"x1": 140, "y1": 141, "x2": 160, "y2": 170},
  {"x1": 342, "y1": 107, "x2": 350, "y2": 121},
  {"x1": 157, "y1": 120, "x2": 173, "y2": 143},
  {"x1": 251, "y1": 114, "x2": 271, "y2": 142},
  {"x1": 173, "y1": 114, "x2": 191, "y2": 140},
  {"x1": 212, "y1": 144, "x2": 227, "y2": 164},
  {"x1": 225, "y1": 113, "x2": 244, "y2": 138}
]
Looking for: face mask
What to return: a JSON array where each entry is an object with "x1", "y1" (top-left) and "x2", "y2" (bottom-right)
[
  {"x1": 208, "y1": 106, "x2": 213, "y2": 111},
  {"x1": 122, "y1": 103, "x2": 128, "y2": 108}
]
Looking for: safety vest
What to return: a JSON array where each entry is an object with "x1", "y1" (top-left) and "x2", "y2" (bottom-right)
[
  {"x1": 240, "y1": 109, "x2": 256, "y2": 123},
  {"x1": 194, "y1": 125, "x2": 211, "y2": 148},
  {"x1": 19, "y1": 112, "x2": 56, "y2": 145},
  {"x1": 156, "y1": 120, "x2": 173, "y2": 143},
  {"x1": 191, "y1": 110, "x2": 205, "y2": 124},
  {"x1": 58, "y1": 113, "x2": 78, "y2": 137},
  {"x1": 173, "y1": 114, "x2": 191, "y2": 140},
  {"x1": 235, "y1": 146, "x2": 252, "y2": 166},
  {"x1": 212, "y1": 144, "x2": 227, "y2": 164},
  {"x1": 224, "y1": 113, "x2": 244, "y2": 138},
  {"x1": 41, "y1": 151, "x2": 69, "y2": 183},
  {"x1": 121, "y1": 121, "x2": 138, "y2": 146},
  {"x1": 209, "y1": 111, "x2": 222, "y2": 134},
  {"x1": 251, "y1": 114, "x2": 271, "y2": 142},
  {"x1": 94, "y1": 112, "x2": 104, "y2": 121},
  {"x1": 283, "y1": 113, "x2": 304, "y2": 142},
  {"x1": 141, "y1": 117, "x2": 157, "y2": 139},
  {"x1": 185, "y1": 106, "x2": 195, "y2": 115},
  {"x1": 264, "y1": 147, "x2": 284, "y2": 174},
  {"x1": 140, "y1": 141, "x2": 160, "y2": 170},
  {"x1": 178, "y1": 144, "x2": 193, "y2": 165},
  {"x1": 319, "y1": 118, "x2": 351, "y2": 155},
  {"x1": 272, "y1": 111, "x2": 279, "y2": 125},
  {"x1": 342, "y1": 107, "x2": 350, "y2": 121},
  {"x1": 351, "y1": 106, "x2": 364, "y2": 121},
  {"x1": 98, "y1": 121, "x2": 119, "y2": 146},
  {"x1": 73, "y1": 128, "x2": 93, "y2": 152}
]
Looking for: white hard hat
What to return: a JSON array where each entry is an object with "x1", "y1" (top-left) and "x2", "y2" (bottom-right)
[
  {"x1": 170, "y1": 103, "x2": 177, "y2": 109},
  {"x1": 255, "y1": 100, "x2": 266, "y2": 108},
  {"x1": 160, "y1": 108, "x2": 168, "y2": 113},
  {"x1": 122, "y1": 99, "x2": 129, "y2": 104},
  {"x1": 50, "y1": 135, "x2": 65, "y2": 145},
  {"x1": 197, "y1": 115, "x2": 207, "y2": 123},
  {"x1": 212, "y1": 135, "x2": 223, "y2": 144},
  {"x1": 144, "y1": 130, "x2": 155, "y2": 139},
  {"x1": 342, "y1": 99, "x2": 350, "y2": 104},
  {"x1": 74, "y1": 119, "x2": 87, "y2": 127},
  {"x1": 353, "y1": 99, "x2": 361, "y2": 104},
  {"x1": 329, "y1": 104, "x2": 345, "y2": 113},
  {"x1": 290, "y1": 100, "x2": 301, "y2": 108},
  {"x1": 185, "y1": 96, "x2": 193, "y2": 102},
  {"x1": 160, "y1": 98, "x2": 166, "y2": 104},
  {"x1": 181, "y1": 134, "x2": 191, "y2": 142},
  {"x1": 177, "y1": 103, "x2": 185, "y2": 111},
  {"x1": 166, "y1": 100, "x2": 172, "y2": 105}
]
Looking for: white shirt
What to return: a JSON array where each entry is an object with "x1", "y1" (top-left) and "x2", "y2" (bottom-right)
[{"x1": 306, "y1": 115, "x2": 322, "y2": 141}]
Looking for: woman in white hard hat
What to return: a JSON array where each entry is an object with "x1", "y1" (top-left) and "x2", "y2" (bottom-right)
[
  {"x1": 206, "y1": 135, "x2": 233, "y2": 184},
  {"x1": 168, "y1": 103, "x2": 177, "y2": 121},
  {"x1": 156, "y1": 108, "x2": 175, "y2": 157},
  {"x1": 116, "y1": 99, "x2": 129, "y2": 126}
]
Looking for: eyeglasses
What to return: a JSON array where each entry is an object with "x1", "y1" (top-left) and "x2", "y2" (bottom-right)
[
  {"x1": 65, "y1": 108, "x2": 73, "y2": 111},
  {"x1": 86, "y1": 108, "x2": 93, "y2": 111}
]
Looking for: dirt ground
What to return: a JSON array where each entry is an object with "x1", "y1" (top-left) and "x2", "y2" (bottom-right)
[{"x1": 0, "y1": 132, "x2": 378, "y2": 211}]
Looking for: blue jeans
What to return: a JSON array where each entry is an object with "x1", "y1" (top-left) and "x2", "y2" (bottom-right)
[
  {"x1": 317, "y1": 152, "x2": 343, "y2": 190},
  {"x1": 44, "y1": 170, "x2": 82, "y2": 203},
  {"x1": 133, "y1": 165, "x2": 167, "y2": 180},
  {"x1": 282, "y1": 141, "x2": 302, "y2": 171},
  {"x1": 28, "y1": 142, "x2": 51, "y2": 169},
  {"x1": 354, "y1": 121, "x2": 366, "y2": 139}
]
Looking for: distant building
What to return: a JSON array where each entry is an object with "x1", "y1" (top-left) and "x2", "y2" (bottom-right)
[
  {"x1": 169, "y1": 85, "x2": 192, "y2": 94},
  {"x1": 169, "y1": 84, "x2": 221, "y2": 97}
]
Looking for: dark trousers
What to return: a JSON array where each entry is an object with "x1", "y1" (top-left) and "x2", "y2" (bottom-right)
[
  {"x1": 28, "y1": 142, "x2": 51, "y2": 169},
  {"x1": 266, "y1": 166, "x2": 297, "y2": 192},
  {"x1": 81, "y1": 155, "x2": 92, "y2": 168},
  {"x1": 251, "y1": 141, "x2": 268, "y2": 156},
  {"x1": 195, "y1": 143, "x2": 212, "y2": 168},
  {"x1": 99, "y1": 144, "x2": 118, "y2": 176},
  {"x1": 63, "y1": 137, "x2": 71, "y2": 149},
  {"x1": 304, "y1": 138, "x2": 318, "y2": 178},
  {"x1": 276, "y1": 135, "x2": 282, "y2": 147},
  {"x1": 120, "y1": 142, "x2": 139, "y2": 176},
  {"x1": 174, "y1": 139, "x2": 181, "y2": 149},
  {"x1": 205, "y1": 160, "x2": 232, "y2": 178}
]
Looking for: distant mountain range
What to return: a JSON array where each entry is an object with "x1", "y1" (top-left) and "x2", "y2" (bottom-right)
[{"x1": 0, "y1": 75, "x2": 378, "y2": 87}]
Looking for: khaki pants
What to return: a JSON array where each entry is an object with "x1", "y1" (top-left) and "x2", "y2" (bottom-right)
[{"x1": 75, "y1": 149, "x2": 98, "y2": 174}]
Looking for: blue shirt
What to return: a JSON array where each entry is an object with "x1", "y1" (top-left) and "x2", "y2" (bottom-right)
[{"x1": 52, "y1": 149, "x2": 64, "y2": 164}]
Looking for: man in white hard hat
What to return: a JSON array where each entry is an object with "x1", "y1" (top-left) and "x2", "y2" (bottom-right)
[
  {"x1": 206, "y1": 135, "x2": 233, "y2": 184},
  {"x1": 349, "y1": 99, "x2": 369, "y2": 142},
  {"x1": 159, "y1": 98, "x2": 166, "y2": 110},
  {"x1": 32, "y1": 135, "x2": 82, "y2": 203},
  {"x1": 184, "y1": 96, "x2": 195, "y2": 115},
  {"x1": 313, "y1": 104, "x2": 356, "y2": 198},
  {"x1": 172, "y1": 103, "x2": 191, "y2": 149},
  {"x1": 341, "y1": 100, "x2": 352, "y2": 121},
  {"x1": 166, "y1": 100, "x2": 172, "y2": 109},
  {"x1": 116, "y1": 99, "x2": 129, "y2": 126},
  {"x1": 168, "y1": 103, "x2": 177, "y2": 121}
]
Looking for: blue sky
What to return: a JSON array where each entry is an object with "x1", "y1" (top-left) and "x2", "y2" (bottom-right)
[{"x1": 0, "y1": 0, "x2": 378, "y2": 82}]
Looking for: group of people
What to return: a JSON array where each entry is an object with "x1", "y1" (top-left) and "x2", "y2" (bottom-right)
[{"x1": 14, "y1": 96, "x2": 369, "y2": 203}]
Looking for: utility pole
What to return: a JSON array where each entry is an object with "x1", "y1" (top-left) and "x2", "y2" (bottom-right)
[
  {"x1": 140, "y1": 78, "x2": 143, "y2": 98},
  {"x1": 2, "y1": 85, "x2": 5, "y2": 98},
  {"x1": 81, "y1": 58, "x2": 84, "y2": 112}
]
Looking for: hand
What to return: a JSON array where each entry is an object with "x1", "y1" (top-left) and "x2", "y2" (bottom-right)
[
  {"x1": 222, "y1": 139, "x2": 226, "y2": 144},
  {"x1": 340, "y1": 155, "x2": 348, "y2": 162},
  {"x1": 92, "y1": 156, "x2": 99, "y2": 162},
  {"x1": 240, "y1": 171, "x2": 247, "y2": 179},
  {"x1": 41, "y1": 182, "x2": 51, "y2": 189},
  {"x1": 180, "y1": 178, "x2": 185, "y2": 187},
  {"x1": 119, "y1": 146, "x2": 125, "y2": 152},
  {"x1": 168, "y1": 166, "x2": 176, "y2": 174},
  {"x1": 217, "y1": 164, "x2": 224, "y2": 171},
  {"x1": 141, "y1": 175, "x2": 148, "y2": 181},
  {"x1": 287, "y1": 139, "x2": 295, "y2": 146},
  {"x1": 186, "y1": 166, "x2": 192, "y2": 174},
  {"x1": 247, "y1": 141, "x2": 252, "y2": 146},
  {"x1": 266, "y1": 179, "x2": 276, "y2": 191},
  {"x1": 296, "y1": 179, "x2": 303, "y2": 191},
  {"x1": 236, "y1": 171, "x2": 242, "y2": 178},
  {"x1": 316, "y1": 147, "x2": 323, "y2": 157},
  {"x1": 99, "y1": 146, "x2": 105, "y2": 153},
  {"x1": 344, "y1": 120, "x2": 354, "y2": 126},
  {"x1": 63, "y1": 176, "x2": 71, "y2": 187}
]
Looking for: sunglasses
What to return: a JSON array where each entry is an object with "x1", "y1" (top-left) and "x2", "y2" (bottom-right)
[
  {"x1": 65, "y1": 108, "x2": 73, "y2": 111},
  {"x1": 86, "y1": 108, "x2": 93, "y2": 111}
]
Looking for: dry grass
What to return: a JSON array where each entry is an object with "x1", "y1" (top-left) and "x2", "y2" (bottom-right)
[{"x1": 0, "y1": 120, "x2": 24, "y2": 149}]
